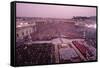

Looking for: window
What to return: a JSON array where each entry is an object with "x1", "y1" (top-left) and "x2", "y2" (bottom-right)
[
  {"x1": 22, "y1": 32, "x2": 24, "y2": 36},
  {"x1": 16, "y1": 33, "x2": 19, "y2": 37}
]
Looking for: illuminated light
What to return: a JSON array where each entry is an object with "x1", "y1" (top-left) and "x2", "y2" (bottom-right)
[
  {"x1": 17, "y1": 23, "x2": 23, "y2": 27},
  {"x1": 93, "y1": 24, "x2": 96, "y2": 28},
  {"x1": 85, "y1": 24, "x2": 96, "y2": 28},
  {"x1": 20, "y1": 22, "x2": 23, "y2": 25},
  {"x1": 24, "y1": 22, "x2": 28, "y2": 25},
  {"x1": 17, "y1": 22, "x2": 29, "y2": 28},
  {"x1": 17, "y1": 25, "x2": 22, "y2": 27}
]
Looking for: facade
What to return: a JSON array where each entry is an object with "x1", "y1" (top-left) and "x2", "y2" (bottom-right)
[{"x1": 16, "y1": 21, "x2": 36, "y2": 42}]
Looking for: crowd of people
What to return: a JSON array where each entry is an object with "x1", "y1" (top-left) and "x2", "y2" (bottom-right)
[
  {"x1": 16, "y1": 43, "x2": 55, "y2": 66},
  {"x1": 72, "y1": 40, "x2": 96, "y2": 61}
]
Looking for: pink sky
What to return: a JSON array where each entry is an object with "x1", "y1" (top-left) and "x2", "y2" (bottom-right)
[{"x1": 16, "y1": 3, "x2": 96, "y2": 18}]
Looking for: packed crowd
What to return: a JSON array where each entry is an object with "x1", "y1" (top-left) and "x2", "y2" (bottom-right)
[{"x1": 16, "y1": 43, "x2": 55, "y2": 66}]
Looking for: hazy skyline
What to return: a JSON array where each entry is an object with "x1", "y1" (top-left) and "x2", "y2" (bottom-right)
[{"x1": 16, "y1": 3, "x2": 96, "y2": 19}]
